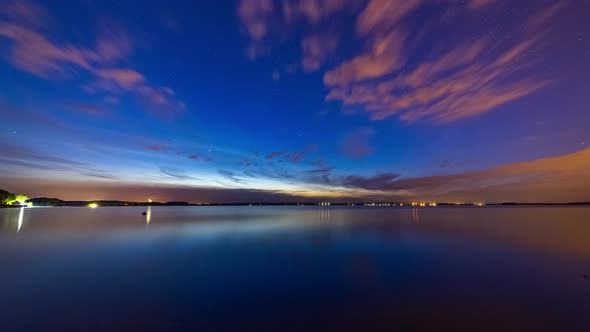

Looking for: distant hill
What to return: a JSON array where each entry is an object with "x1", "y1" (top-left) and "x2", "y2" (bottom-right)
[{"x1": 27, "y1": 197, "x2": 65, "y2": 206}]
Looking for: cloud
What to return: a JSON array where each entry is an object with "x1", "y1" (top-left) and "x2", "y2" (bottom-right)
[
  {"x1": 95, "y1": 69, "x2": 146, "y2": 89},
  {"x1": 238, "y1": 0, "x2": 274, "y2": 41},
  {"x1": 61, "y1": 101, "x2": 109, "y2": 116},
  {"x1": 265, "y1": 151, "x2": 283, "y2": 160},
  {"x1": 0, "y1": 0, "x2": 184, "y2": 113},
  {"x1": 237, "y1": 0, "x2": 274, "y2": 59},
  {"x1": 160, "y1": 166, "x2": 198, "y2": 180},
  {"x1": 0, "y1": 143, "x2": 116, "y2": 179},
  {"x1": 324, "y1": 29, "x2": 406, "y2": 86},
  {"x1": 341, "y1": 127, "x2": 375, "y2": 159},
  {"x1": 237, "y1": 0, "x2": 563, "y2": 123},
  {"x1": 283, "y1": 0, "x2": 358, "y2": 23},
  {"x1": 342, "y1": 173, "x2": 401, "y2": 190},
  {"x1": 301, "y1": 33, "x2": 339, "y2": 72},
  {"x1": 237, "y1": 0, "x2": 358, "y2": 62},
  {"x1": 327, "y1": 2, "x2": 564, "y2": 122},
  {"x1": 467, "y1": 0, "x2": 498, "y2": 10},
  {"x1": 284, "y1": 152, "x2": 306, "y2": 163},
  {"x1": 218, "y1": 169, "x2": 248, "y2": 184},
  {"x1": 355, "y1": 0, "x2": 421, "y2": 35},
  {"x1": 146, "y1": 145, "x2": 169, "y2": 151},
  {"x1": 329, "y1": 147, "x2": 590, "y2": 202}
]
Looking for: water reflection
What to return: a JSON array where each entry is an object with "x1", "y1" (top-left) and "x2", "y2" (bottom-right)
[
  {"x1": 412, "y1": 207, "x2": 419, "y2": 223},
  {"x1": 320, "y1": 208, "x2": 331, "y2": 222},
  {"x1": 146, "y1": 206, "x2": 152, "y2": 226},
  {"x1": 0, "y1": 206, "x2": 590, "y2": 331},
  {"x1": 17, "y1": 207, "x2": 24, "y2": 232}
]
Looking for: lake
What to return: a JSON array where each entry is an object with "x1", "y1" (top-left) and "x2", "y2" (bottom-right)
[{"x1": 1, "y1": 206, "x2": 589, "y2": 331}]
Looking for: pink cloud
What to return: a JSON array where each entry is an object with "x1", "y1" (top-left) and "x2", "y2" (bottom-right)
[
  {"x1": 324, "y1": 30, "x2": 405, "y2": 86},
  {"x1": 235, "y1": 1, "x2": 562, "y2": 124},
  {"x1": 61, "y1": 102, "x2": 108, "y2": 117},
  {"x1": 0, "y1": 0, "x2": 185, "y2": 113},
  {"x1": 238, "y1": 0, "x2": 274, "y2": 41},
  {"x1": 467, "y1": 0, "x2": 498, "y2": 10},
  {"x1": 283, "y1": 0, "x2": 358, "y2": 23},
  {"x1": 146, "y1": 145, "x2": 169, "y2": 151},
  {"x1": 265, "y1": 151, "x2": 283, "y2": 160},
  {"x1": 327, "y1": 35, "x2": 548, "y2": 123},
  {"x1": 301, "y1": 33, "x2": 339, "y2": 72},
  {"x1": 95, "y1": 69, "x2": 145, "y2": 89},
  {"x1": 284, "y1": 152, "x2": 306, "y2": 163},
  {"x1": 324, "y1": 3, "x2": 562, "y2": 123},
  {"x1": 356, "y1": 0, "x2": 422, "y2": 35}
]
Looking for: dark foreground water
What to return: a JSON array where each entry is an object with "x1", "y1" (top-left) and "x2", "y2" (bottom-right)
[{"x1": 0, "y1": 206, "x2": 589, "y2": 331}]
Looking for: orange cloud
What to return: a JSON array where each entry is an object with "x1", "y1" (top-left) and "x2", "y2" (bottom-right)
[
  {"x1": 324, "y1": 29, "x2": 405, "y2": 85},
  {"x1": 325, "y1": 3, "x2": 562, "y2": 122},
  {"x1": 356, "y1": 0, "x2": 421, "y2": 35},
  {"x1": 330, "y1": 147, "x2": 590, "y2": 202},
  {"x1": 236, "y1": 1, "x2": 563, "y2": 123}
]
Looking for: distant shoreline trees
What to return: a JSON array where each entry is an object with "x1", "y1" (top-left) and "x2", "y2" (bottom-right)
[{"x1": 0, "y1": 188, "x2": 29, "y2": 206}]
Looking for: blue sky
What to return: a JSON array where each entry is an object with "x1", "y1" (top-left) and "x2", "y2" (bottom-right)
[{"x1": 1, "y1": 0, "x2": 589, "y2": 203}]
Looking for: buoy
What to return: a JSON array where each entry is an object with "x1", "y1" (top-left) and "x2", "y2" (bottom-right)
[{"x1": 142, "y1": 211, "x2": 147, "y2": 216}]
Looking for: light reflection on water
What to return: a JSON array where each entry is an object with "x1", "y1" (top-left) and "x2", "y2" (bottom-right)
[
  {"x1": 0, "y1": 206, "x2": 589, "y2": 331},
  {"x1": 16, "y1": 207, "x2": 23, "y2": 232}
]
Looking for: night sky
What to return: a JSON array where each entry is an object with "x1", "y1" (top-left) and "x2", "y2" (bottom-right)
[{"x1": 0, "y1": 0, "x2": 589, "y2": 203}]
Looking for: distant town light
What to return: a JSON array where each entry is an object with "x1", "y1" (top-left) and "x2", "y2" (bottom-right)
[{"x1": 88, "y1": 203, "x2": 99, "y2": 208}]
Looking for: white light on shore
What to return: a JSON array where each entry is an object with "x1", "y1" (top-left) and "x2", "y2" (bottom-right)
[{"x1": 88, "y1": 203, "x2": 98, "y2": 208}]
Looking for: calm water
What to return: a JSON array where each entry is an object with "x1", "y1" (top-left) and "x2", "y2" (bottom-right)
[{"x1": 1, "y1": 206, "x2": 589, "y2": 331}]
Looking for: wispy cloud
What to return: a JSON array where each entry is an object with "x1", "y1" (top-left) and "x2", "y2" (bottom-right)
[
  {"x1": 301, "y1": 32, "x2": 339, "y2": 72},
  {"x1": 0, "y1": 143, "x2": 116, "y2": 180},
  {"x1": 265, "y1": 151, "x2": 283, "y2": 160},
  {"x1": 160, "y1": 166, "x2": 199, "y2": 180},
  {"x1": 324, "y1": 147, "x2": 590, "y2": 202},
  {"x1": 0, "y1": 0, "x2": 184, "y2": 113},
  {"x1": 237, "y1": 0, "x2": 563, "y2": 123},
  {"x1": 61, "y1": 101, "x2": 109, "y2": 117},
  {"x1": 218, "y1": 169, "x2": 248, "y2": 184},
  {"x1": 146, "y1": 145, "x2": 169, "y2": 151}
]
